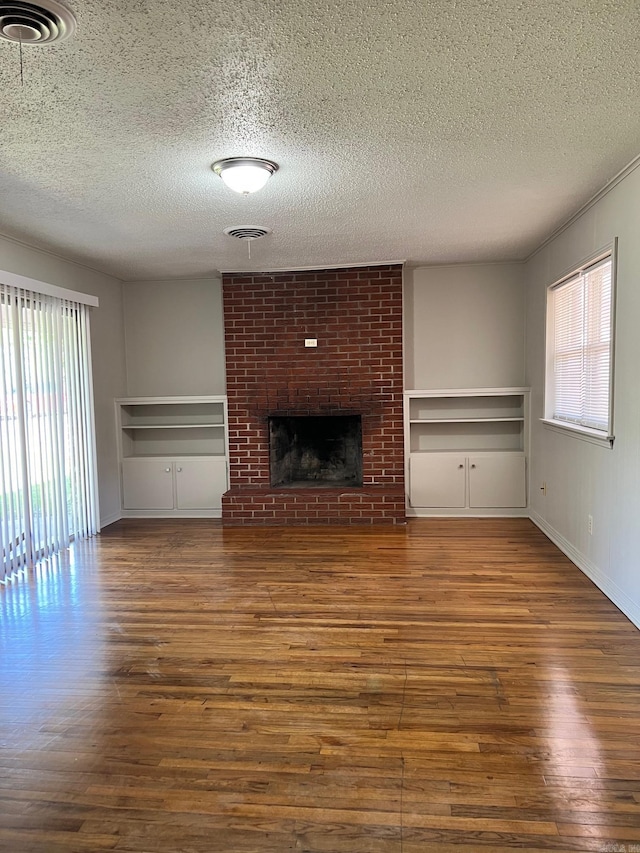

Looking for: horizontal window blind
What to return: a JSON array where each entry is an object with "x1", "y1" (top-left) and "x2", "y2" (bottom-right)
[
  {"x1": 550, "y1": 257, "x2": 613, "y2": 433},
  {"x1": 1, "y1": 280, "x2": 98, "y2": 582}
]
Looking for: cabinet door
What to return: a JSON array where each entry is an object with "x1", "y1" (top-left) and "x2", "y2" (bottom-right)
[
  {"x1": 122, "y1": 459, "x2": 174, "y2": 510},
  {"x1": 409, "y1": 454, "x2": 466, "y2": 508},
  {"x1": 468, "y1": 454, "x2": 526, "y2": 508},
  {"x1": 175, "y1": 458, "x2": 228, "y2": 510}
]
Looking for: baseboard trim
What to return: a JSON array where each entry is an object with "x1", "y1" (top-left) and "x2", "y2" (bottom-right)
[
  {"x1": 529, "y1": 510, "x2": 640, "y2": 630},
  {"x1": 119, "y1": 509, "x2": 222, "y2": 519},
  {"x1": 406, "y1": 507, "x2": 528, "y2": 518},
  {"x1": 99, "y1": 510, "x2": 122, "y2": 530}
]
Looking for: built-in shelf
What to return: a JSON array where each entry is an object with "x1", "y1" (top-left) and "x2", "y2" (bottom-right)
[
  {"x1": 115, "y1": 396, "x2": 228, "y2": 518},
  {"x1": 410, "y1": 417, "x2": 525, "y2": 424},
  {"x1": 412, "y1": 447, "x2": 525, "y2": 454},
  {"x1": 404, "y1": 388, "x2": 530, "y2": 516},
  {"x1": 122, "y1": 423, "x2": 225, "y2": 430}
]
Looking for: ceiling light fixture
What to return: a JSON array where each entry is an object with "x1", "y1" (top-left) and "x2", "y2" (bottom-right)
[{"x1": 212, "y1": 157, "x2": 279, "y2": 195}]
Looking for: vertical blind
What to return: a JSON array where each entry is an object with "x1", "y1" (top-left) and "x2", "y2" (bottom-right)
[
  {"x1": 550, "y1": 257, "x2": 613, "y2": 433},
  {"x1": 0, "y1": 279, "x2": 98, "y2": 581}
]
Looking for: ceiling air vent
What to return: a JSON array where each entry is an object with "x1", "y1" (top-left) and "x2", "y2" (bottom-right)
[
  {"x1": 224, "y1": 227, "x2": 272, "y2": 241},
  {"x1": 0, "y1": 0, "x2": 76, "y2": 44}
]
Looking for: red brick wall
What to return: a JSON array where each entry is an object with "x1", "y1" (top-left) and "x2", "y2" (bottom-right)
[{"x1": 222, "y1": 264, "x2": 405, "y2": 524}]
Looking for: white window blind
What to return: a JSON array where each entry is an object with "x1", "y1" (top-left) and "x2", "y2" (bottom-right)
[
  {"x1": 548, "y1": 256, "x2": 613, "y2": 435},
  {"x1": 0, "y1": 279, "x2": 99, "y2": 582}
]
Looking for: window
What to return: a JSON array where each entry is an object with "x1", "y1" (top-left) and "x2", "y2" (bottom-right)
[
  {"x1": 544, "y1": 250, "x2": 615, "y2": 444},
  {"x1": 1, "y1": 273, "x2": 99, "y2": 582}
]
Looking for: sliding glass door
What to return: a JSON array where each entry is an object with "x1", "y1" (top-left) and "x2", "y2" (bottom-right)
[{"x1": 0, "y1": 279, "x2": 98, "y2": 581}]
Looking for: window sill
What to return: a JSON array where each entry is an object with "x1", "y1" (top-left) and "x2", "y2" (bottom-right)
[{"x1": 540, "y1": 419, "x2": 614, "y2": 448}]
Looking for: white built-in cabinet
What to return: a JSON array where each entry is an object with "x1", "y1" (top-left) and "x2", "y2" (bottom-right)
[
  {"x1": 404, "y1": 388, "x2": 529, "y2": 516},
  {"x1": 115, "y1": 397, "x2": 228, "y2": 517}
]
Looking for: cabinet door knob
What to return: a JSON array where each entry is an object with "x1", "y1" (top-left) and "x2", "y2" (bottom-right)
[
  {"x1": 470, "y1": 463, "x2": 476, "y2": 469},
  {"x1": 165, "y1": 467, "x2": 171, "y2": 473},
  {"x1": 176, "y1": 467, "x2": 182, "y2": 473},
  {"x1": 458, "y1": 464, "x2": 464, "y2": 469}
]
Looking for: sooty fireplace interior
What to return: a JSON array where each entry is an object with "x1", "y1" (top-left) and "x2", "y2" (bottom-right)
[{"x1": 269, "y1": 415, "x2": 363, "y2": 488}]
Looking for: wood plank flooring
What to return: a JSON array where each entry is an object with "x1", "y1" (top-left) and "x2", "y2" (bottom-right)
[{"x1": 1, "y1": 518, "x2": 640, "y2": 852}]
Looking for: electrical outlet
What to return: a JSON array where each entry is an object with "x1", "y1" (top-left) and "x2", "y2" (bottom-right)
[{"x1": 588, "y1": 514, "x2": 593, "y2": 535}]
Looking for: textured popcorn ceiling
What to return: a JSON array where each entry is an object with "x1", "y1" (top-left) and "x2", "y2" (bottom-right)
[{"x1": 0, "y1": 0, "x2": 639, "y2": 280}]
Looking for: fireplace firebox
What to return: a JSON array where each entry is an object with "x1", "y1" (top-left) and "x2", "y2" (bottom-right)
[{"x1": 269, "y1": 415, "x2": 363, "y2": 488}]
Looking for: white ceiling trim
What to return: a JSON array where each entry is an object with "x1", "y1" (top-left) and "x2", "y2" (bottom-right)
[
  {"x1": 218, "y1": 260, "x2": 406, "y2": 274},
  {"x1": 527, "y1": 154, "x2": 640, "y2": 262}
]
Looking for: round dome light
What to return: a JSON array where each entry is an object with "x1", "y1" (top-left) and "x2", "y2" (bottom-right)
[{"x1": 212, "y1": 157, "x2": 279, "y2": 195}]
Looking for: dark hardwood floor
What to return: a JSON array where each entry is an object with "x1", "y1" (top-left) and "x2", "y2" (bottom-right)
[{"x1": 1, "y1": 518, "x2": 639, "y2": 852}]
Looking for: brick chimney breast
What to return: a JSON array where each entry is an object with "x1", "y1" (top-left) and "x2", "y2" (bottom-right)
[{"x1": 221, "y1": 264, "x2": 405, "y2": 525}]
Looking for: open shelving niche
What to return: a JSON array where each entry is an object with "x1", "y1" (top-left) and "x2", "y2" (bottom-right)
[
  {"x1": 115, "y1": 396, "x2": 228, "y2": 518},
  {"x1": 404, "y1": 388, "x2": 530, "y2": 516}
]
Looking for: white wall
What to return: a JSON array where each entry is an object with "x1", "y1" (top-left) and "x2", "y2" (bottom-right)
[
  {"x1": 405, "y1": 263, "x2": 526, "y2": 390},
  {"x1": 525, "y1": 163, "x2": 640, "y2": 628},
  {"x1": 123, "y1": 279, "x2": 225, "y2": 397},
  {"x1": 0, "y1": 234, "x2": 127, "y2": 527}
]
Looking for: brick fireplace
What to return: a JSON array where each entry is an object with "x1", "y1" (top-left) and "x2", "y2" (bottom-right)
[{"x1": 221, "y1": 263, "x2": 405, "y2": 525}]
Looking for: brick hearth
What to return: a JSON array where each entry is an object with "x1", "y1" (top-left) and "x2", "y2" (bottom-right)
[{"x1": 221, "y1": 264, "x2": 405, "y2": 525}]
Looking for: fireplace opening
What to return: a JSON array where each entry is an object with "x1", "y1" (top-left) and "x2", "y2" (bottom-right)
[{"x1": 269, "y1": 415, "x2": 363, "y2": 488}]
